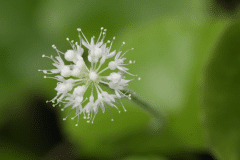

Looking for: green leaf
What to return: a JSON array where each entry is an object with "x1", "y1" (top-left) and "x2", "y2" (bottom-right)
[
  {"x1": 201, "y1": 19, "x2": 240, "y2": 160},
  {"x1": 0, "y1": 142, "x2": 38, "y2": 160},
  {"x1": 61, "y1": 17, "x2": 229, "y2": 158}
]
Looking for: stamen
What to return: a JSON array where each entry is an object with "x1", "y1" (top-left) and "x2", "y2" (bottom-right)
[
  {"x1": 105, "y1": 105, "x2": 114, "y2": 121},
  {"x1": 118, "y1": 42, "x2": 125, "y2": 53},
  {"x1": 52, "y1": 45, "x2": 56, "y2": 49},
  {"x1": 119, "y1": 99, "x2": 127, "y2": 112},
  {"x1": 62, "y1": 107, "x2": 74, "y2": 121},
  {"x1": 100, "y1": 80, "x2": 109, "y2": 85},
  {"x1": 83, "y1": 112, "x2": 86, "y2": 119},
  {"x1": 120, "y1": 48, "x2": 134, "y2": 59},
  {"x1": 112, "y1": 104, "x2": 121, "y2": 113},
  {"x1": 97, "y1": 27, "x2": 104, "y2": 43},
  {"x1": 77, "y1": 28, "x2": 89, "y2": 44},
  {"x1": 42, "y1": 54, "x2": 57, "y2": 62},
  {"x1": 109, "y1": 37, "x2": 115, "y2": 51},
  {"x1": 91, "y1": 114, "x2": 97, "y2": 124},
  {"x1": 43, "y1": 76, "x2": 59, "y2": 80},
  {"x1": 98, "y1": 66, "x2": 109, "y2": 74}
]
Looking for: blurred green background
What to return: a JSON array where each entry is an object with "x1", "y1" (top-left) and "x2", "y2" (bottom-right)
[{"x1": 1, "y1": 0, "x2": 240, "y2": 159}]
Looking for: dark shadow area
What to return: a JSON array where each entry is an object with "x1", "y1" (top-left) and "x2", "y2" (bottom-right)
[
  {"x1": 0, "y1": 92, "x2": 64, "y2": 157},
  {"x1": 215, "y1": 0, "x2": 240, "y2": 11}
]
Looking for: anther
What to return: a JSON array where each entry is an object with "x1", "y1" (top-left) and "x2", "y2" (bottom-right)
[
  {"x1": 42, "y1": 54, "x2": 45, "y2": 57},
  {"x1": 77, "y1": 28, "x2": 81, "y2": 31},
  {"x1": 123, "y1": 42, "x2": 125, "y2": 44},
  {"x1": 52, "y1": 45, "x2": 56, "y2": 49},
  {"x1": 63, "y1": 118, "x2": 66, "y2": 121},
  {"x1": 75, "y1": 124, "x2": 78, "y2": 126},
  {"x1": 101, "y1": 27, "x2": 104, "y2": 30},
  {"x1": 44, "y1": 76, "x2": 47, "y2": 78},
  {"x1": 61, "y1": 108, "x2": 64, "y2": 111},
  {"x1": 104, "y1": 29, "x2": 107, "y2": 31},
  {"x1": 71, "y1": 117, "x2": 74, "y2": 120},
  {"x1": 138, "y1": 77, "x2": 141, "y2": 80},
  {"x1": 113, "y1": 37, "x2": 116, "y2": 40},
  {"x1": 111, "y1": 119, "x2": 114, "y2": 121},
  {"x1": 66, "y1": 38, "x2": 69, "y2": 41}
]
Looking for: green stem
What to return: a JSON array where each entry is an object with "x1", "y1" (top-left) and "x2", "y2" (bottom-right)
[
  {"x1": 128, "y1": 89, "x2": 165, "y2": 133},
  {"x1": 100, "y1": 83, "x2": 165, "y2": 133}
]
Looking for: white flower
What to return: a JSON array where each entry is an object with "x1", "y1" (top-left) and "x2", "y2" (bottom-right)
[{"x1": 39, "y1": 27, "x2": 140, "y2": 125}]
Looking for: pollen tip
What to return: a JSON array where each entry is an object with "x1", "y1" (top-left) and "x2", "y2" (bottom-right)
[
  {"x1": 42, "y1": 54, "x2": 45, "y2": 57},
  {"x1": 131, "y1": 48, "x2": 134, "y2": 50},
  {"x1": 104, "y1": 29, "x2": 107, "y2": 31},
  {"x1": 103, "y1": 32, "x2": 106, "y2": 35},
  {"x1": 52, "y1": 45, "x2": 56, "y2": 49},
  {"x1": 129, "y1": 60, "x2": 132, "y2": 64},
  {"x1": 83, "y1": 116, "x2": 86, "y2": 119},
  {"x1": 119, "y1": 111, "x2": 121, "y2": 113},
  {"x1": 91, "y1": 121, "x2": 94, "y2": 124},
  {"x1": 71, "y1": 40, "x2": 74, "y2": 43},
  {"x1": 107, "y1": 40, "x2": 110, "y2": 43},
  {"x1": 44, "y1": 76, "x2": 47, "y2": 78},
  {"x1": 87, "y1": 120, "x2": 90, "y2": 123},
  {"x1": 66, "y1": 37, "x2": 69, "y2": 41},
  {"x1": 123, "y1": 42, "x2": 125, "y2": 44},
  {"x1": 71, "y1": 117, "x2": 74, "y2": 120},
  {"x1": 124, "y1": 109, "x2": 127, "y2": 112},
  {"x1": 75, "y1": 124, "x2": 78, "y2": 126},
  {"x1": 61, "y1": 108, "x2": 64, "y2": 111},
  {"x1": 77, "y1": 28, "x2": 81, "y2": 31},
  {"x1": 111, "y1": 119, "x2": 114, "y2": 121},
  {"x1": 113, "y1": 37, "x2": 116, "y2": 39},
  {"x1": 138, "y1": 77, "x2": 141, "y2": 80},
  {"x1": 63, "y1": 118, "x2": 66, "y2": 121},
  {"x1": 101, "y1": 27, "x2": 104, "y2": 30}
]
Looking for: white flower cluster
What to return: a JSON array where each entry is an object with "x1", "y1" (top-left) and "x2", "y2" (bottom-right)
[{"x1": 39, "y1": 28, "x2": 140, "y2": 125}]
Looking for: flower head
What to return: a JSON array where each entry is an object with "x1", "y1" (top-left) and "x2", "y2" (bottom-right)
[{"x1": 39, "y1": 28, "x2": 140, "y2": 125}]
